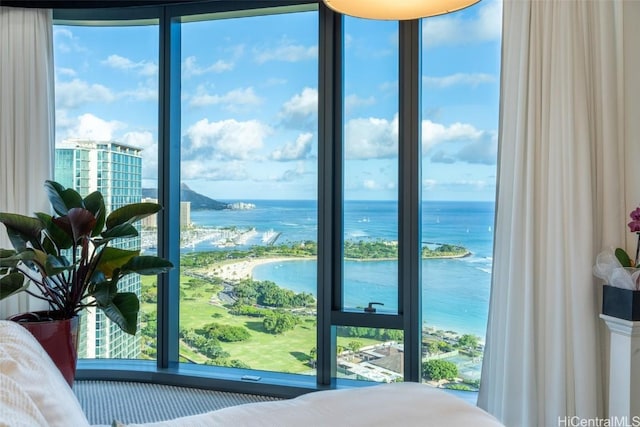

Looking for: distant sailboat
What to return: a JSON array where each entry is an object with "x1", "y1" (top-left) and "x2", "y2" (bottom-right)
[{"x1": 436, "y1": 216, "x2": 440, "y2": 224}]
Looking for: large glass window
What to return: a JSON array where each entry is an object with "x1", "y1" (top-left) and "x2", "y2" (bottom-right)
[
  {"x1": 342, "y1": 18, "x2": 399, "y2": 315},
  {"x1": 48, "y1": 1, "x2": 501, "y2": 393},
  {"x1": 420, "y1": 0, "x2": 501, "y2": 392},
  {"x1": 53, "y1": 23, "x2": 159, "y2": 360},
  {"x1": 179, "y1": 10, "x2": 319, "y2": 374}
]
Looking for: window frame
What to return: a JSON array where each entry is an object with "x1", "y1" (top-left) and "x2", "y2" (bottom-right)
[{"x1": 55, "y1": 0, "x2": 425, "y2": 396}]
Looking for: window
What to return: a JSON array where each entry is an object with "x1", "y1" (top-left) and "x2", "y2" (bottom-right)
[
  {"x1": 420, "y1": 0, "x2": 501, "y2": 391},
  {"x1": 342, "y1": 18, "x2": 399, "y2": 315},
  {"x1": 53, "y1": 22, "x2": 159, "y2": 360},
  {"x1": 179, "y1": 9, "x2": 319, "y2": 374},
  {"x1": 49, "y1": 0, "x2": 501, "y2": 394}
]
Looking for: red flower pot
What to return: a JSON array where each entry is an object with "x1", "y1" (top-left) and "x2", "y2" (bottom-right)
[{"x1": 9, "y1": 311, "x2": 80, "y2": 387}]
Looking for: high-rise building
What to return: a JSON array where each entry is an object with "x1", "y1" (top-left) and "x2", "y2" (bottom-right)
[
  {"x1": 141, "y1": 197, "x2": 191, "y2": 228},
  {"x1": 55, "y1": 139, "x2": 143, "y2": 359}
]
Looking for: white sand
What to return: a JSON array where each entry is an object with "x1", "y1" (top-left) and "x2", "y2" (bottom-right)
[{"x1": 214, "y1": 257, "x2": 303, "y2": 281}]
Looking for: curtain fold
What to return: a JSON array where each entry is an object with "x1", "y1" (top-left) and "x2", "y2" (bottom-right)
[
  {"x1": 477, "y1": 0, "x2": 634, "y2": 424},
  {"x1": 0, "y1": 7, "x2": 55, "y2": 317}
]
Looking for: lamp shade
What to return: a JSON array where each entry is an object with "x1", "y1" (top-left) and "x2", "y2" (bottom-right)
[{"x1": 322, "y1": 0, "x2": 481, "y2": 20}]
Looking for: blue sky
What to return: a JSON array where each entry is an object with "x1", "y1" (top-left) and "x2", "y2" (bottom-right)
[{"x1": 53, "y1": 0, "x2": 501, "y2": 202}]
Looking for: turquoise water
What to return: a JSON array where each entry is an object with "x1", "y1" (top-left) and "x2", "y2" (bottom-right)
[{"x1": 189, "y1": 200, "x2": 494, "y2": 339}]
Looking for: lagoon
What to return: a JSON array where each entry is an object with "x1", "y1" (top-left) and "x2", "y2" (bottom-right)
[{"x1": 190, "y1": 200, "x2": 495, "y2": 339}]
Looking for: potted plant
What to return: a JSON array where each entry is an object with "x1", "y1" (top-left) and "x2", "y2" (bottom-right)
[
  {"x1": 0, "y1": 180, "x2": 173, "y2": 384},
  {"x1": 594, "y1": 207, "x2": 640, "y2": 321}
]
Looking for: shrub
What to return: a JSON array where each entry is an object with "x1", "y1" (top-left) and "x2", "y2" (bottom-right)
[{"x1": 422, "y1": 359, "x2": 458, "y2": 381}]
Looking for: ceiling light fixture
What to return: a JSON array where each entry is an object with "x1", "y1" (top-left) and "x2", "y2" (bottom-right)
[{"x1": 322, "y1": 0, "x2": 481, "y2": 20}]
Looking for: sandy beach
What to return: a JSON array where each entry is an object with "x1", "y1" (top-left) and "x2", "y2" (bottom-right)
[
  {"x1": 213, "y1": 251, "x2": 470, "y2": 283},
  {"x1": 213, "y1": 256, "x2": 303, "y2": 282}
]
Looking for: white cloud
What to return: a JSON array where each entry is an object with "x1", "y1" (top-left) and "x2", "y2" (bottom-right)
[
  {"x1": 53, "y1": 28, "x2": 84, "y2": 54},
  {"x1": 275, "y1": 162, "x2": 307, "y2": 182},
  {"x1": 183, "y1": 118, "x2": 271, "y2": 161},
  {"x1": 422, "y1": 120, "x2": 483, "y2": 152},
  {"x1": 345, "y1": 94, "x2": 376, "y2": 115},
  {"x1": 56, "y1": 67, "x2": 77, "y2": 77},
  {"x1": 363, "y1": 179, "x2": 377, "y2": 190},
  {"x1": 254, "y1": 39, "x2": 317, "y2": 63},
  {"x1": 102, "y1": 54, "x2": 158, "y2": 77},
  {"x1": 56, "y1": 79, "x2": 116, "y2": 109},
  {"x1": 355, "y1": 178, "x2": 396, "y2": 192},
  {"x1": 423, "y1": 179, "x2": 437, "y2": 190},
  {"x1": 62, "y1": 113, "x2": 125, "y2": 141},
  {"x1": 456, "y1": 131, "x2": 498, "y2": 165},
  {"x1": 431, "y1": 151, "x2": 456, "y2": 164},
  {"x1": 452, "y1": 179, "x2": 489, "y2": 190},
  {"x1": 342, "y1": 115, "x2": 494, "y2": 163},
  {"x1": 423, "y1": 73, "x2": 495, "y2": 88},
  {"x1": 423, "y1": 121, "x2": 496, "y2": 165},
  {"x1": 271, "y1": 133, "x2": 313, "y2": 161},
  {"x1": 189, "y1": 86, "x2": 263, "y2": 110},
  {"x1": 279, "y1": 87, "x2": 318, "y2": 129},
  {"x1": 182, "y1": 56, "x2": 234, "y2": 78},
  {"x1": 422, "y1": 0, "x2": 501, "y2": 48},
  {"x1": 122, "y1": 86, "x2": 157, "y2": 102},
  {"x1": 345, "y1": 115, "x2": 398, "y2": 160},
  {"x1": 181, "y1": 160, "x2": 248, "y2": 181},
  {"x1": 54, "y1": 28, "x2": 73, "y2": 40},
  {"x1": 379, "y1": 81, "x2": 398, "y2": 93}
]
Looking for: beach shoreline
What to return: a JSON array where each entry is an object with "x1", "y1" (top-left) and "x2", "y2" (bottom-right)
[
  {"x1": 209, "y1": 255, "x2": 485, "y2": 341},
  {"x1": 213, "y1": 251, "x2": 471, "y2": 282},
  {"x1": 213, "y1": 256, "x2": 309, "y2": 282}
]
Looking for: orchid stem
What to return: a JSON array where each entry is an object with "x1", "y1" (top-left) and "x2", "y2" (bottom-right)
[{"x1": 635, "y1": 233, "x2": 640, "y2": 268}]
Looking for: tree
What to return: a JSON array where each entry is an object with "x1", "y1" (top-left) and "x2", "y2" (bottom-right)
[
  {"x1": 422, "y1": 359, "x2": 458, "y2": 381},
  {"x1": 456, "y1": 334, "x2": 479, "y2": 350},
  {"x1": 199, "y1": 322, "x2": 250, "y2": 342},
  {"x1": 347, "y1": 340, "x2": 363, "y2": 360},
  {"x1": 263, "y1": 311, "x2": 298, "y2": 334},
  {"x1": 348, "y1": 340, "x2": 362, "y2": 352},
  {"x1": 426, "y1": 341, "x2": 440, "y2": 355}
]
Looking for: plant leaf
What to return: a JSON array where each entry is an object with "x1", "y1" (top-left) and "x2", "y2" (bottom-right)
[
  {"x1": 36, "y1": 212, "x2": 73, "y2": 251},
  {"x1": 0, "y1": 272, "x2": 27, "y2": 299},
  {"x1": 90, "y1": 279, "x2": 118, "y2": 307},
  {"x1": 0, "y1": 213, "x2": 44, "y2": 251},
  {"x1": 106, "y1": 203, "x2": 161, "y2": 230},
  {"x1": 44, "y1": 180, "x2": 83, "y2": 216},
  {"x1": 615, "y1": 248, "x2": 633, "y2": 267},
  {"x1": 99, "y1": 292, "x2": 139, "y2": 335},
  {"x1": 100, "y1": 223, "x2": 139, "y2": 241},
  {"x1": 66, "y1": 208, "x2": 97, "y2": 242},
  {"x1": 121, "y1": 256, "x2": 173, "y2": 276},
  {"x1": 0, "y1": 249, "x2": 18, "y2": 269},
  {"x1": 94, "y1": 247, "x2": 139, "y2": 278},
  {"x1": 44, "y1": 254, "x2": 73, "y2": 276},
  {"x1": 83, "y1": 191, "x2": 105, "y2": 237}
]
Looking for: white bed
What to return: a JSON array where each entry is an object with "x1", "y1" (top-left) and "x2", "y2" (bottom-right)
[{"x1": 0, "y1": 320, "x2": 503, "y2": 427}]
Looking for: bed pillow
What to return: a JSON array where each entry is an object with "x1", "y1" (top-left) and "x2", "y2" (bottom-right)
[{"x1": 0, "y1": 320, "x2": 90, "y2": 427}]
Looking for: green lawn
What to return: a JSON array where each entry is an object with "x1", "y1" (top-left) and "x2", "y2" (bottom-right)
[{"x1": 140, "y1": 273, "x2": 385, "y2": 373}]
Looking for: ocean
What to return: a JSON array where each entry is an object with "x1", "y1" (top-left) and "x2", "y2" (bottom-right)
[{"x1": 187, "y1": 200, "x2": 494, "y2": 339}]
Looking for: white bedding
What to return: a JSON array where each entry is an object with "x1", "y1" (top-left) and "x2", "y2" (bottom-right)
[
  {"x1": 0, "y1": 320, "x2": 503, "y2": 427},
  {"x1": 124, "y1": 382, "x2": 503, "y2": 427}
]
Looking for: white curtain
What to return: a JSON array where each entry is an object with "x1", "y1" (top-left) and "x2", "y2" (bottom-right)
[
  {"x1": 477, "y1": 0, "x2": 639, "y2": 425},
  {"x1": 0, "y1": 7, "x2": 55, "y2": 318}
]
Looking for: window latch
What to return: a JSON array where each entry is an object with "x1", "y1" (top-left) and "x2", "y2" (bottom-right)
[{"x1": 364, "y1": 302, "x2": 384, "y2": 313}]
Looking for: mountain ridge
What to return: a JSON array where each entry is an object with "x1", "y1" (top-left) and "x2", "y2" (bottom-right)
[{"x1": 142, "y1": 183, "x2": 229, "y2": 210}]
